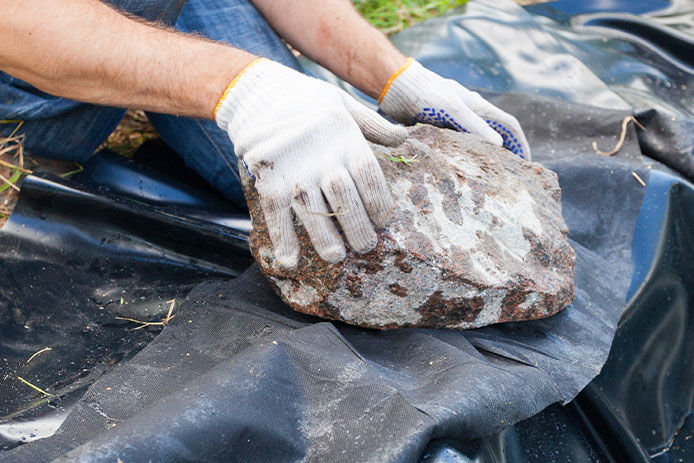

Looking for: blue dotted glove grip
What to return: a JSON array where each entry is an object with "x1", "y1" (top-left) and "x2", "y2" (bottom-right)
[
  {"x1": 411, "y1": 107, "x2": 526, "y2": 160},
  {"x1": 413, "y1": 108, "x2": 470, "y2": 133},
  {"x1": 487, "y1": 119, "x2": 526, "y2": 159}
]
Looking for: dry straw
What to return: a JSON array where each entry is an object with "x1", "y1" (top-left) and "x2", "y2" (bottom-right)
[
  {"x1": 116, "y1": 299, "x2": 177, "y2": 330},
  {"x1": 592, "y1": 115, "x2": 646, "y2": 157}
]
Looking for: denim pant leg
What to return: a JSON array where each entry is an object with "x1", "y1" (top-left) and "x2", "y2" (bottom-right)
[
  {"x1": 146, "y1": 0, "x2": 305, "y2": 208},
  {"x1": 0, "y1": 1, "x2": 185, "y2": 161},
  {"x1": 0, "y1": 77, "x2": 127, "y2": 162}
]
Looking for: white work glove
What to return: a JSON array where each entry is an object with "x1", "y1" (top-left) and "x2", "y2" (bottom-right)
[
  {"x1": 215, "y1": 58, "x2": 408, "y2": 269},
  {"x1": 379, "y1": 58, "x2": 531, "y2": 160}
]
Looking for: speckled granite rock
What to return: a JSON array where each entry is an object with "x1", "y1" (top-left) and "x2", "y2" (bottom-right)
[{"x1": 241, "y1": 125, "x2": 575, "y2": 330}]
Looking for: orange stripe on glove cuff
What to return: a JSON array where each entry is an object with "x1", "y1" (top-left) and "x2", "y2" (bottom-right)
[
  {"x1": 377, "y1": 57, "x2": 414, "y2": 105},
  {"x1": 214, "y1": 57, "x2": 266, "y2": 120}
]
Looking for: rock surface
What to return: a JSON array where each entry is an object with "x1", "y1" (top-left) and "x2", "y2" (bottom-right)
[{"x1": 241, "y1": 125, "x2": 576, "y2": 330}]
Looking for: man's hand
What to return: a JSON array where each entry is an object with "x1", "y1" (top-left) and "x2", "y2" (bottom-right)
[
  {"x1": 215, "y1": 59, "x2": 408, "y2": 269},
  {"x1": 379, "y1": 59, "x2": 531, "y2": 160}
]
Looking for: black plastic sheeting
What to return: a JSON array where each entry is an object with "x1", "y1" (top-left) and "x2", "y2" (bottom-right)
[
  {"x1": 0, "y1": 149, "x2": 655, "y2": 462},
  {"x1": 1, "y1": 0, "x2": 693, "y2": 461}
]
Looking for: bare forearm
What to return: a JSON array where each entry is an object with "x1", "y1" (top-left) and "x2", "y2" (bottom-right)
[
  {"x1": 0, "y1": 0, "x2": 255, "y2": 118},
  {"x1": 250, "y1": 0, "x2": 407, "y2": 99}
]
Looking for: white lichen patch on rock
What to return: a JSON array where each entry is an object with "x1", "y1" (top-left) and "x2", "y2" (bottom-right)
[
  {"x1": 271, "y1": 278, "x2": 320, "y2": 308},
  {"x1": 420, "y1": 181, "x2": 482, "y2": 252}
]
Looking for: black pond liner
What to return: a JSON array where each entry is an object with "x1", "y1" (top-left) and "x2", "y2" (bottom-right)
[{"x1": 1, "y1": 0, "x2": 693, "y2": 461}]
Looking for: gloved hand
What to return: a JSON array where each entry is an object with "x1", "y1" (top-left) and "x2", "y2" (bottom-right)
[
  {"x1": 215, "y1": 58, "x2": 408, "y2": 269},
  {"x1": 379, "y1": 58, "x2": 531, "y2": 160}
]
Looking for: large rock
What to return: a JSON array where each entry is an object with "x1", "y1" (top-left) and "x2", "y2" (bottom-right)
[{"x1": 242, "y1": 125, "x2": 576, "y2": 330}]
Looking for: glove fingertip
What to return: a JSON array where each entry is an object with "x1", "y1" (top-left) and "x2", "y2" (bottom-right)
[
  {"x1": 380, "y1": 123, "x2": 409, "y2": 147},
  {"x1": 318, "y1": 244, "x2": 346, "y2": 264},
  {"x1": 486, "y1": 118, "x2": 532, "y2": 160},
  {"x1": 486, "y1": 129, "x2": 504, "y2": 147},
  {"x1": 343, "y1": 93, "x2": 409, "y2": 147},
  {"x1": 370, "y1": 196, "x2": 396, "y2": 228},
  {"x1": 276, "y1": 248, "x2": 300, "y2": 270},
  {"x1": 352, "y1": 229, "x2": 378, "y2": 254},
  {"x1": 470, "y1": 123, "x2": 503, "y2": 147}
]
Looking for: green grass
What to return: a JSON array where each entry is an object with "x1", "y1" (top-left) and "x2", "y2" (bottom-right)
[{"x1": 354, "y1": 0, "x2": 467, "y2": 34}]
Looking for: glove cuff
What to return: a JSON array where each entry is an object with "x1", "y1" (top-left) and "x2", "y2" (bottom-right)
[
  {"x1": 378, "y1": 59, "x2": 435, "y2": 124},
  {"x1": 214, "y1": 57, "x2": 269, "y2": 133},
  {"x1": 377, "y1": 57, "x2": 415, "y2": 105}
]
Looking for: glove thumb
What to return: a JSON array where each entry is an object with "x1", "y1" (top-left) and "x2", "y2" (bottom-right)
[{"x1": 343, "y1": 94, "x2": 408, "y2": 147}]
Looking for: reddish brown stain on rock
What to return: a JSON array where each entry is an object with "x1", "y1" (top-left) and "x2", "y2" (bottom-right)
[
  {"x1": 394, "y1": 250, "x2": 413, "y2": 274},
  {"x1": 523, "y1": 228, "x2": 552, "y2": 268},
  {"x1": 409, "y1": 184, "x2": 433, "y2": 214},
  {"x1": 345, "y1": 274, "x2": 363, "y2": 299},
  {"x1": 418, "y1": 291, "x2": 485, "y2": 325},
  {"x1": 351, "y1": 239, "x2": 386, "y2": 275},
  {"x1": 404, "y1": 230, "x2": 436, "y2": 260},
  {"x1": 389, "y1": 283, "x2": 408, "y2": 297}
]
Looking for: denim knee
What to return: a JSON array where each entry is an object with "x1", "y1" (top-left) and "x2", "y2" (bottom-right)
[{"x1": 0, "y1": 0, "x2": 185, "y2": 161}]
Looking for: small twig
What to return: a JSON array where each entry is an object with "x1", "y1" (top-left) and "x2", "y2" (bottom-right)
[
  {"x1": 164, "y1": 298, "x2": 175, "y2": 320},
  {"x1": 306, "y1": 207, "x2": 349, "y2": 217},
  {"x1": 592, "y1": 115, "x2": 646, "y2": 156},
  {"x1": 0, "y1": 121, "x2": 23, "y2": 152},
  {"x1": 0, "y1": 139, "x2": 24, "y2": 157},
  {"x1": 381, "y1": 200, "x2": 399, "y2": 224},
  {"x1": 17, "y1": 376, "x2": 53, "y2": 396},
  {"x1": 114, "y1": 316, "x2": 174, "y2": 330},
  {"x1": 18, "y1": 136, "x2": 24, "y2": 170},
  {"x1": 632, "y1": 171, "x2": 647, "y2": 187},
  {"x1": 26, "y1": 347, "x2": 52, "y2": 363},
  {"x1": 116, "y1": 299, "x2": 176, "y2": 330},
  {"x1": 0, "y1": 158, "x2": 31, "y2": 174}
]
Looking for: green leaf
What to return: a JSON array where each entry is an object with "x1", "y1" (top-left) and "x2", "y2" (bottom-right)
[
  {"x1": 384, "y1": 154, "x2": 419, "y2": 166},
  {"x1": 60, "y1": 162, "x2": 84, "y2": 178},
  {"x1": 0, "y1": 169, "x2": 21, "y2": 193}
]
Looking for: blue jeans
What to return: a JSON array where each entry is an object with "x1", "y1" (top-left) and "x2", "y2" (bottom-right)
[{"x1": 0, "y1": 0, "x2": 304, "y2": 207}]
